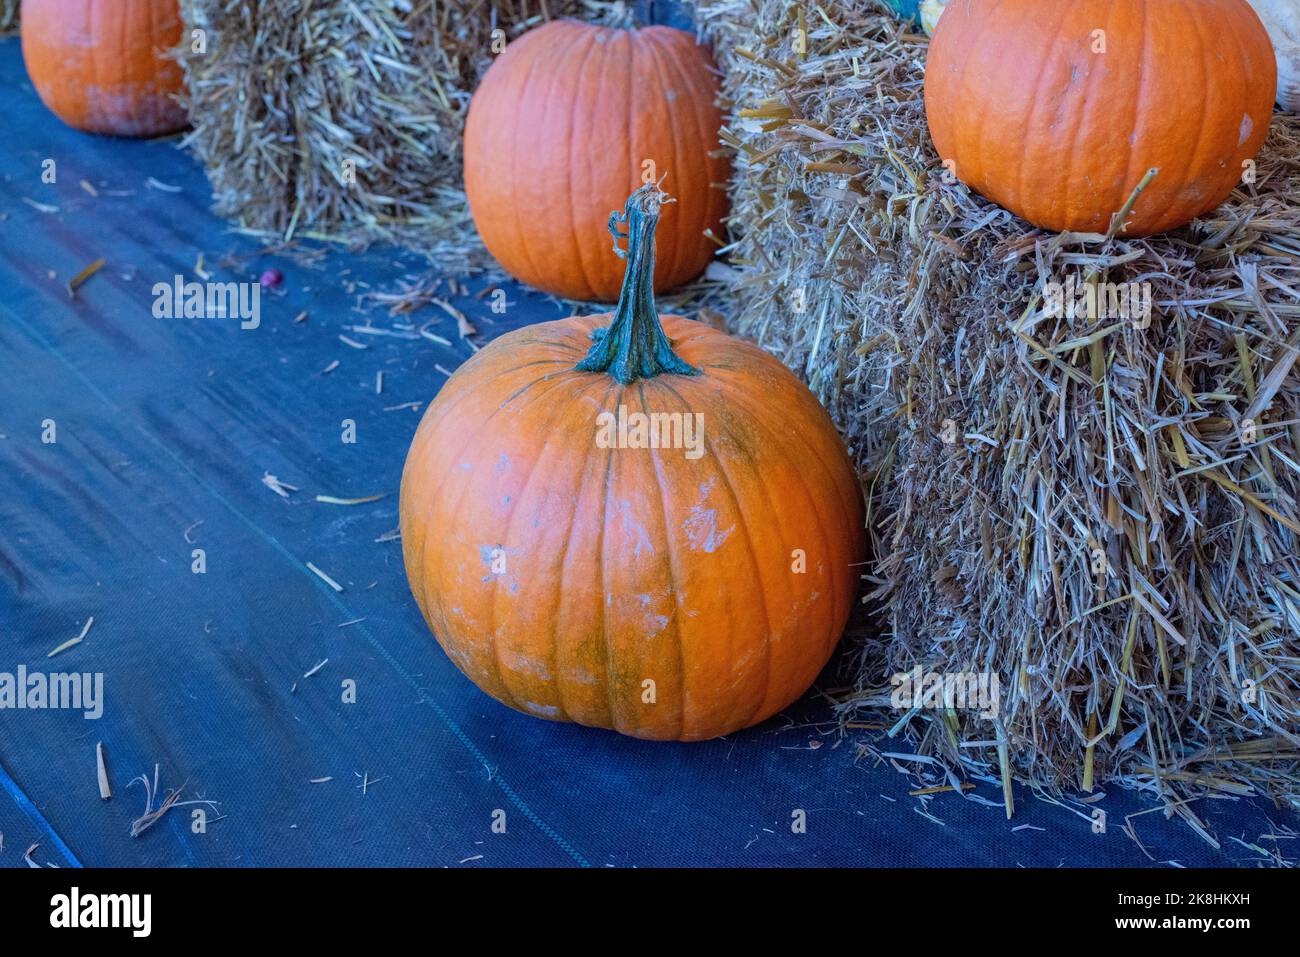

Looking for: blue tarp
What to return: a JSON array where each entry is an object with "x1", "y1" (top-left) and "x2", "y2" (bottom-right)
[{"x1": 0, "y1": 38, "x2": 1289, "y2": 867}]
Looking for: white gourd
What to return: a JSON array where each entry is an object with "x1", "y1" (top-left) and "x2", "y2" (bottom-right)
[
  {"x1": 1247, "y1": 0, "x2": 1300, "y2": 112},
  {"x1": 920, "y1": 0, "x2": 948, "y2": 36}
]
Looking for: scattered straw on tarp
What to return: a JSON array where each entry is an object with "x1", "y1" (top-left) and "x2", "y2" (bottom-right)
[
  {"x1": 178, "y1": 0, "x2": 630, "y2": 268},
  {"x1": 699, "y1": 0, "x2": 1300, "y2": 826}
]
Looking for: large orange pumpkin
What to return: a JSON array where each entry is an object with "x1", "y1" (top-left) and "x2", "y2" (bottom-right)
[
  {"x1": 401, "y1": 185, "x2": 863, "y2": 741},
  {"x1": 21, "y1": 0, "x2": 187, "y2": 137},
  {"x1": 925, "y1": 0, "x2": 1278, "y2": 236},
  {"x1": 463, "y1": 21, "x2": 730, "y2": 302}
]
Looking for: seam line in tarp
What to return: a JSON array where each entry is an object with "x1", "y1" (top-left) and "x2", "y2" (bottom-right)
[
  {"x1": 2, "y1": 300, "x2": 592, "y2": 869},
  {"x1": 0, "y1": 756, "x2": 84, "y2": 868}
]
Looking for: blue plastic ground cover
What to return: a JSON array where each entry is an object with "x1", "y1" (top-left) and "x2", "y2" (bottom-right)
[{"x1": 0, "y1": 38, "x2": 1291, "y2": 867}]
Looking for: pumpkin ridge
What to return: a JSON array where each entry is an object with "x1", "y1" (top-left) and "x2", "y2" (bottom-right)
[
  {"x1": 407, "y1": 366, "x2": 597, "y2": 626},
  {"x1": 424, "y1": 369, "x2": 615, "y2": 713},
  {"x1": 658, "y1": 32, "x2": 701, "y2": 288},
  {"x1": 488, "y1": 377, "x2": 613, "y2": 720},
  {"x1": 1015, "y1": 0, "x2": 1077, "y2": 226},
  {"x1": 949, "y1": 5, "x2": 984, "y2": 197},
  {"x1": 556, "y1": 376, "x2": 626, "y2": 728},
  {"x1": 651, "y1": 28, "x2": 719, "y2": 289},
  {"x1": 638, "y1": 32, "x2": 684, "y2": 287},
  {"x1": 1217, "y1": 1, "x2": 1271, "y2": 224},
  {"x1": 1120, "y1": 0, "x2": 1154, "y2": 231},
  {"x1": 1108, "y1": 0, "x2": 1141, "y2": 226},
  {"x1": 663, "y1": 372, "x2": 857, "y2": 712},
  {"x1": 540, "y1": 458, "x2": 584, "y2": 726},
  {"x1": 494, "y1": 356, "x2": 588, "y2": 376},
  {"x1": 635, "y1": 381, "x2": 689, "y2": 738},
  {"x1": 962, "y1": 0, "x2": 1012, "y2": 200},
  {"x1": 700, "y1": 354, "x2": 862, "y2": 530},
  {"x1": 595, "y1": 434, "x2": 621, "y2": 731},
  {"x1": 562, "y1": 28, "x2": 605, "y2": 301},
  {"x1": 1171, "y1": 1, "x2": 1214, "y2": 231},
  {"x1": 683, "y1": 368, "x2": 857, "y2": 643},
  {"x1": 1057, "y1": 0, "x2": 1118, "y2": 230},
  {"x1": 505, "y1": 30, "x2": 555, "y2": 293},
  {"x1": 657, "y1": 379, "x2": 779, "y2": 731},
  {"x1": 494, "y1": 366, "x2": 587, "y2": 413},
  {"x1": 419, "y1": 360, "x2": 578, "y2": 457},
  {"x1": 481, "y1": 317, "x2": 606, "y2": 359},
  {"x1": 416, "y1": 453, "x2": 527, "y2": 709},
  {"x1": 614, "y1": 29, "x2": 635, "y2": 301}
]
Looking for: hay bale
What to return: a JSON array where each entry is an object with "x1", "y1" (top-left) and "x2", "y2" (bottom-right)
[
  {"x1": 701, "y1": 0, "x2": 1300, "y2": 818},
  {"x1": 177, "y1": 0, "x2": 629, "y2": 263}
]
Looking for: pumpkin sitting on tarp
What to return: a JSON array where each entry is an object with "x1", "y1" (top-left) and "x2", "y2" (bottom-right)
[
  {"x1": 400, "y1": 184, "x2": 864, "y2": 741},
  {"x1": 463, "y1": 21, "x2": 731, "y2": 302},
  {"x1": 21, "y1": 0, "x2": 187, "y2": 137},
  {"x1": 925, "y1": 0, "x2": 1277, "y2": 236}
]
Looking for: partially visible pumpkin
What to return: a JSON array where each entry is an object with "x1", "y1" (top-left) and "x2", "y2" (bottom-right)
[
  {"x1": 925, "y1": 0, "x2": 1277, "y2": 236},
  {"x1": 400, "y1": 184, "x2": 864, "y2": 741},
  {"x1": 21, "y1": 0, "x2": 187, "y2": 137},
  {"x1": 464, "y1": 21, "x2": 730, "y2": 302}
]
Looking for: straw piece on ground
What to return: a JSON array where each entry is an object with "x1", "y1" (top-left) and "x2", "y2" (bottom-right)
[{"x1": 96, "y1": 742, "x2": 111, "y2": 800}]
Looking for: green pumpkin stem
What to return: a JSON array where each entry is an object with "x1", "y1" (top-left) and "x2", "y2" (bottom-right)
[{"x1": 575, "y1": 183, "x2": 700, "y2": 384}]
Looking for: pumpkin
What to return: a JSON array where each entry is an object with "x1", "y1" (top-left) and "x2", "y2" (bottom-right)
[
  {"x1": 925, "y1": 0, "x2": 1277, "y2": 236},
  {"x1": 21, "y1": 0, "x2": 187, "y2": 137},
  {"x1": 463, "y1": 21, "x2": 730, "y2": 302},
  {"x1": 400, "y1": 184, "x2": 864, "y2": 741},
  {"x1": 1247, "y1": 0, "x2": 1300, "y2": 111}
]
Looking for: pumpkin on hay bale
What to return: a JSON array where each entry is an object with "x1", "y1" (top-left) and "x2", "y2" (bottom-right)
[
  {"x1": 21, "y1": 0, "x2": 187, "y2": 137},
  {"x1": 176, "y1": 0, "x2": 632, "y2": 262},
  {"x1": 925, "y1": 0, "x2": 1276, "y2": 237},
  {"x1": 464, "y1": 19, "x2": 731, "y2": 302},
  {"x1": 699, "y1": 0, "x2": 1300, "y2": 825}
]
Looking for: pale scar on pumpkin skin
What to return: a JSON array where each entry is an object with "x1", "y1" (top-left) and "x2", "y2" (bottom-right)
[
  {"x1": 679, "y1": 478, "x2": 736, "y2": 553},
  {"x1": 1239, "y1": 114, "x2": 1254, "y2": 145},
  {"x1": 682, "y1": 505, "x2": 734, "y2": 553},
  {"x1": 521, "y1": 702, "x2": 561, "y2": 717},
  {"x1": 609, "y1": 499, "x2": 655, "y2": 558},
  {"x1": 502, "y1": 652, "x2": 552, "y2": 681},
  {"x1": 628, "y1": 592, "x2": 674, "y2": 637}
]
